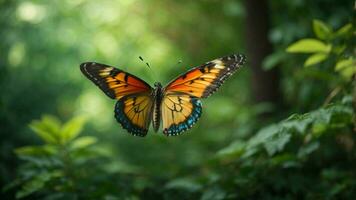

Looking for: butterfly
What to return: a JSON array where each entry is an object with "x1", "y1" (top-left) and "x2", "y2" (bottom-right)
[{"x1": 80, "y1": 54, "x2": 246, "y2": 137}]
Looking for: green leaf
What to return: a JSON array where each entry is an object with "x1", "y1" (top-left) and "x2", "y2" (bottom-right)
[
  {"x1": 270, "y1": 153, "x2": 299, "y2": 168},
  {"x1": 14, "y1": 145, "x2": 57, "y2": 156},
  {"x1": 165, "y1": 177, "x2": 202, "y2": 192},
  {"x1": 246, "y1": 125, "x2": 280, "y2": 148},
  {"x1": 16, "y1": 172, "x2": 57, "y2": 199},
  {"x1": 245, "y1": 124, "x2": 292, "y2": 156},
  {"x1": 41, "y1": 115, "x2": 61, "y2": 132},
  {"x1": 335, "y1": 58, "x2": 356, "y2": 79},
  {"x1": 17, "y1": 156, "x2": 59, "y2": 167},
  {"x1": 28, "y1": 115, "x2": 63, "y2": 144},
  {"x1": 29, "y1": 122, "x2": 58, "y2": 144},
  {"x1": 282, "y1": 113, "x2": 313, "y2": 133},
  {"x1": 335, "y1": 23, "x2": 352, "y2": 36},
  {"x1": 264, "y1": 132, "x2": 292, "y2": 156},
  {"x1": 201, "y1": 187, "x2": 226, "y2": 200},
  {"x1": 304, "y1": 53, "x2": 328, "y2": 67},
  {"x1": 286, "y1": 39, "x2": 331, "y2": 53},
  {"x1": 335, "y1": 58, "x2": 354, "y2": 71},
  {"x1": 60, "y1": 116, "x2": 87, "y2": 143},
  {"x1": 216, "y1": 140, "x2": 245, "y2": 158},
  {"x1": 339, "y1": 66, "x2": 356, "y2": 80},
  {"x1": 298, "y1": 141, "x2": 320, "y2": 158},
  {"x1": 309, "y1": 108, "x2": 333, "y2": 124},
  {"x1": 341, "y1": 95, "x2": 353, "y2": 104},
  {"x1": 313, "y1": 19, "x2": 332, "y2": 40},
  {"x1": 70, "y1": 136, "x2": 97, "y2": 150}
]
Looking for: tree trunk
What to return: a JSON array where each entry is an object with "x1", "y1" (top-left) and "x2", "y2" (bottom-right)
[{"x1": 244, "y1": 0, "x2": 281, "y2": 113}]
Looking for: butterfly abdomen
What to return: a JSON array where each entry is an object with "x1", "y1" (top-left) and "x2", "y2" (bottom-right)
[{"x1": 152, "y1": 82, "x2": 163, "y2": 132}]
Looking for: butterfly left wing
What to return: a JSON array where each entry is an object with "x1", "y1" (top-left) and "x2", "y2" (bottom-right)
[
  {"x1": 80, "y1": 62, "x2": 154, "y2": 136},
  {"x1": 164, "y1": 54, "x2": 246, "y2": 98},
  {"x1": 115, "y1": 94, "x2": 153, "y2": 136},
  {"x1": 80, "y1": 62, "x2": 152, "y2": 100}
]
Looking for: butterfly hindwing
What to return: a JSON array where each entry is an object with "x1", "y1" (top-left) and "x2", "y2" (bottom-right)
[
  {"x1": 161, "y1": 92, "x2": 202, "y2": 136},
  {"x1": 80, "y1": 62, "x2": 152, "y2": 100},
  {"x1": 115, "y1": 94, "x2": 154, "y2": 137},
  {"x1": 164, "y1": 54, "x2": 246, "y2": 98}
]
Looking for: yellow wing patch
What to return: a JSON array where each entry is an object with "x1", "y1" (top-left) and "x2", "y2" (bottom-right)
[
  {"x1": 123, "y1": 96, "x2": 152, "y2": 128},
  {"x1": 115, "y1": 94, "x2": 153, "y2": 136},
  {"x1": 161, "y1": 93, "x2": 202, "y2": 136}
]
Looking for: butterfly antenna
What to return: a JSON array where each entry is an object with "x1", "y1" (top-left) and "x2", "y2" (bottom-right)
[
  {"x1": 139, "y1": 56, "x2": 151, "y2": 69},
  {"x1": 139, "y1": 56, "x2": 158, "y2": 80}
]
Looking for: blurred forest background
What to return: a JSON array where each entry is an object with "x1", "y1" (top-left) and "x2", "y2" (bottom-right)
[{"x1": 0, "y1": 0, "x2": 355, "y2": 199}]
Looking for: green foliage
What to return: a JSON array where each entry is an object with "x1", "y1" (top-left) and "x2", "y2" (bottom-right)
[
  {"x1": 28, "y1": 115, "x2": 87, "y2": 145},
  {"x1": 219, "y1": 95, "x2": 353, "y2": 160},
  {"x1": 210, "y1": 97, "x2": 355, "y2": 199},
  {"x1": 4, "y1": 115, "x2": 103, "y2": 199},
  {"x1": 286, "y1": 20, "x2": 355, "y2": 79},
  {"x1": 201, "y1": 18, "x2": 356, "y2": 199}
]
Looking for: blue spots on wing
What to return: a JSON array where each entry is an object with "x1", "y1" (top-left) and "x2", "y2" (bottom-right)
[
  {"x1": 114, "y1": 100, "x2": 147, "y2": 137},
  {"x1": 164, "y1": 99, "x2": 202, "y2": 136}
]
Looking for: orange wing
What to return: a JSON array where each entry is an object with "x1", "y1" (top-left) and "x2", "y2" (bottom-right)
[
  {"x1": 80, "y1": 62, "x2": 152, "y2": 100},
  {"x1": 164, "y1": 54, "x2": 246, "y2": 98}
]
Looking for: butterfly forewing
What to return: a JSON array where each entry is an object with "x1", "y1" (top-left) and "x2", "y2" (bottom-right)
[
  {"x1": 164, "y1": 54, "x2": 246, "y2": 98},
  {"x1": 80, "y1": 62, "x2": 152, "y2": 100}
]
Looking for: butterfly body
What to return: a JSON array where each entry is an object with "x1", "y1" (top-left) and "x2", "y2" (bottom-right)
[
  {"x1": 152, "y1": 82, "x2": 163, "y2": 132},
  {"x1": 80, "y1": 54, "x2": 246, "y2": 137}
]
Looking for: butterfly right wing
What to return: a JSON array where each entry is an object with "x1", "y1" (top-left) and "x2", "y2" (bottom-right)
[
  {"x1": 161, "y1": 92, "x2": 202, "y2": 136},
  {"x1": 160, "y1": 54, "x2": 245, "y2": 136},
  {"x1": 115, "y1": 93, "x2": 154, "y2": 136}
]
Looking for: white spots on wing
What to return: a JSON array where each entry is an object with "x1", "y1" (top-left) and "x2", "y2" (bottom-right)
[
  {"x1": 99, "y1": 67, "x2": 113, "y2": 77},
  {"x1": 212, "y1": 59, "x2": 225, "y2": 69}
]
